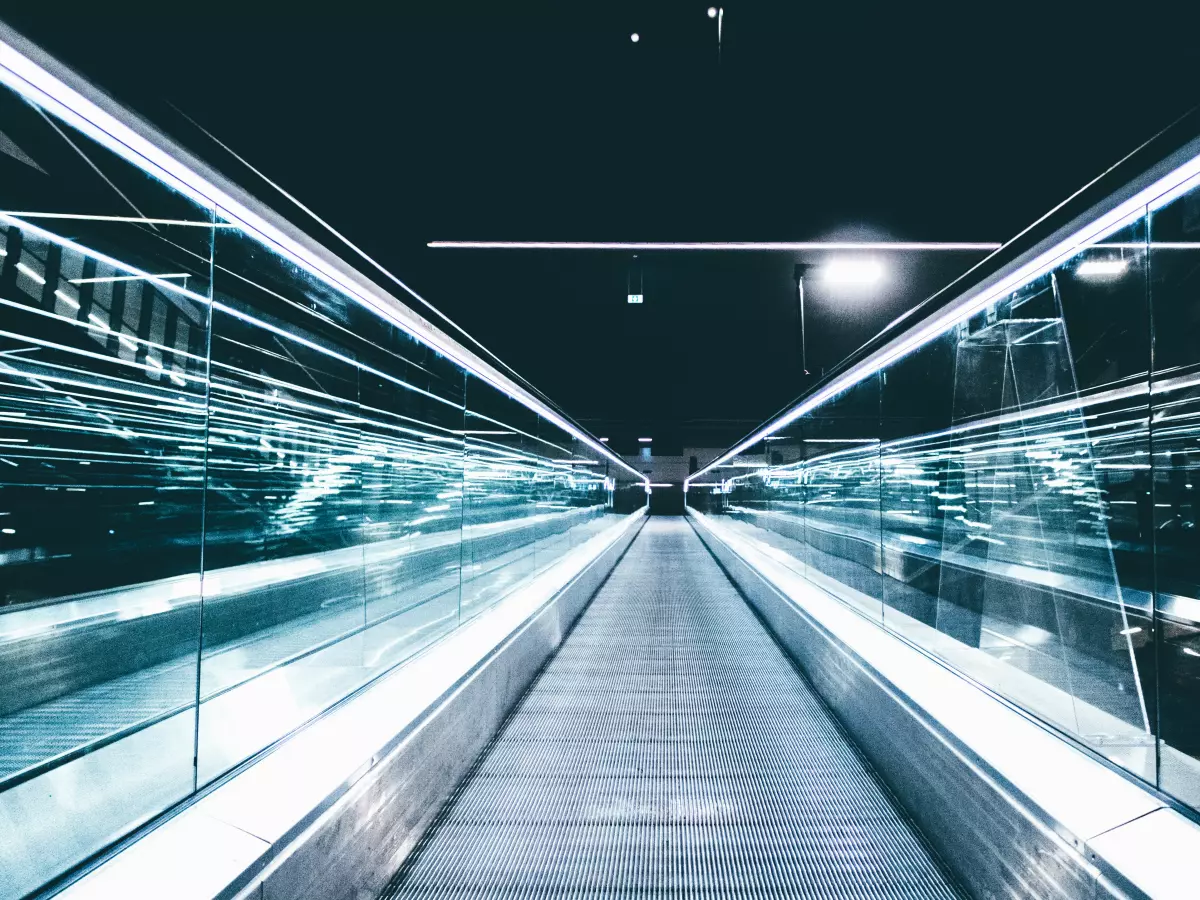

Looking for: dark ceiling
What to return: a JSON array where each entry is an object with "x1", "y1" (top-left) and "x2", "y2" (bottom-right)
[{"x1": 8, "y1": 1, "x2": 1200, "y2": 452}]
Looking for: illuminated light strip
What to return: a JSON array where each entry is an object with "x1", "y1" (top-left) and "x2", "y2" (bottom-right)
[
  {"x1": 464, "y1": 407, "x2": 584, "y2": 458},
  {"x1": 1076, "y1": 259, "x2": 1128, "y2": 277},
  {"x1": 801, "y1": 437, "x2": 880, "y2": 444},
  {"x1": 1097, "y1": 242, "x2": 1200, "y2": 249},
  {"x1": 0, "y1": 410, "x2": 200, "y2": 444},
  {"x1": 427, "y1": 239, "x2": 1200, "y2": 252},
  {"x1": 0, "y1": 29, "x2": 647, "y2": 487},
  {"x1": 0, "y1": 211, "x2": 232, "y2": 226},
  {"x1": 720, "y1": 392, "x2": 1161, "y2": 487},
  {"x1": 724, "y1": 417, "x2": 1134, "y2": 486},
  {"x1": 15, "y1": 261, "x2": 45, "y2": 285},
  {"x1": 0, "y1": 213, "x2": 209, "y2": 303},
  {"x1": 427, "y1": 241, "x2": 1003, "y2": 251},
  {"x1": 212, "y1": 301, "x2": 463, "y2": 411},
  {"x1": 723, "y1": 411, "x2": 1145, "y2": 484},
  {"x1": 686, "y1": 146, "x2": 1200, "y2": 487},
  {"x1": 210, "y1": 381, "x2": 456, "y2": 445},
  {"x1": 875, "y1": 369, "x2": 1200, "y2": 453},
  {"x1": 0, "y1": 327, "x2": 207, "y2": 398},
  {"x1": 70, "y1": 273, "x2": 190, "y2": 284}
]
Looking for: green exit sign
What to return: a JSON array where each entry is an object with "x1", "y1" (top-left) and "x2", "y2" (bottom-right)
[{"x1": 627, "y1": 293, "x2": 643, "y2": 304}]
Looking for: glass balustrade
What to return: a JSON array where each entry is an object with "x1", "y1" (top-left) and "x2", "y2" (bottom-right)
[{"x1": 689, "y1": 164, "x2": 1200, "y2": 816}]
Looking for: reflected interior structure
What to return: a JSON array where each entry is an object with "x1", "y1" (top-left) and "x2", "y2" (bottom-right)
[{"x1": 0, "y1": 40, "x2": 645, "y2": 900}]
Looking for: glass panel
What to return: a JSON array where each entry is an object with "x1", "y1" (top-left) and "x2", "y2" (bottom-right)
[
  {"x1": 691, "y1": 220, "x2": 1156, "y2": 788},
  {"x1": 459, "y1": 378, "x2": 616, "y2": 622},
  {"x1": 797, "y1": 376, "x2": 883, "y2": 621},
  {"x1": 876, "y1": 223, "x2": 1155, "y2": 779},
  {"x1": 0, "y1": 87, "x2": 212, "y2": 897},
  {"x1": 879, "y1": 329, "x2": 957, "y2": 640},
  {"x1": 1149, "y1": 182, "x2": 1200, "y2": 807},
  {"x1": 197, "y1": 229, "x2": 470, "y2": 784},
  {"x1": 703, "y1": 376, "x2": 885, "y2": 624},
  {"x1": 461, "y1": 378, "x2": 541, "y2": 619},
  {"x1": 354, "y1": 305, "x2": 466, "y2": 684}
]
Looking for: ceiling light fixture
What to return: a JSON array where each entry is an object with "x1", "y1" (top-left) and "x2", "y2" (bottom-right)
[
  {"x1": 822, "y1": 259, "x2": 883, "y2": 285},
  {"x1": 1076, "y1": 258, "x2": 1128, "y2": 277}
]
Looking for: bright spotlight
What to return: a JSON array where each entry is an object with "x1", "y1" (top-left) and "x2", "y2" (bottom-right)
[
  {"x1": 823, "y1": 259, "x2": 884, "y2": 285},
  {"x1": 1076, "y1": 258, "x2": 1128, "y2": 278},
  {"x1": 630, "y1": 32, "x2": 640, "y2": 42},
  {"x1": 708, "y1": 7, "x2": 718, "y2": 17}
]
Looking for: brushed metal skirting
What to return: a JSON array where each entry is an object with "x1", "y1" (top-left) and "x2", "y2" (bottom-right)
[
  {"x1": 229, "y1": 516, "x2": 645, "y2": 900},
  {"x1": 690, "y1": 517, "x2": 1136, "y2": 900}
]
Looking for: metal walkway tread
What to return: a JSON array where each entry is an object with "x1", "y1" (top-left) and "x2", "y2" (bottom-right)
[{"x1": 378, "y1": 518, "x2": 963, "y2": 899}]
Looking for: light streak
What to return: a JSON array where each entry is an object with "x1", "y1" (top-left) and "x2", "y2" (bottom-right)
[
  {"x1": 70, "y1": 273, "x2": 190, "y2": 284},
  {"x1": 427, "y1": 241, "x2": 1002, "y2": 251}
]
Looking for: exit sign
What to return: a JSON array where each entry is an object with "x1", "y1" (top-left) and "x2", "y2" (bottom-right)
[{"x1": 627, "y1": 293, "x2": 643, "y2": 304}]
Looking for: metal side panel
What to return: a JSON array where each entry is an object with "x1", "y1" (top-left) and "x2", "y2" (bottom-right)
[
  {"x1": 237, "y1": 515, "x2": 646, "y2": 900},
  {"x1": 689, "y1": 516, "x2": 1128, "y2": 900},
  {"x1": 378, "y1": 519, "x2": 964, "y2": 900}
]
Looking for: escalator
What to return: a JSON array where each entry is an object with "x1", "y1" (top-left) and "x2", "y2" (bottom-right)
[{"x1": 379, "y1": 518, "x2": 964, "y2": 899}]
